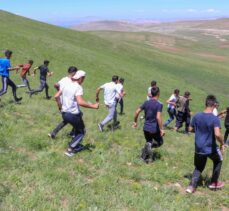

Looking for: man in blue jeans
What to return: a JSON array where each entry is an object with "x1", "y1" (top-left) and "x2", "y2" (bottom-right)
[
  {"x1": 164, "y1": 89, "x2": 179, "y2": 127},
  {"x1": 0, "y1": 50, "x2": 22, "y2": 103},
  {"x1": 186, "y1": 95, "x2": 225, "y2": 193}
]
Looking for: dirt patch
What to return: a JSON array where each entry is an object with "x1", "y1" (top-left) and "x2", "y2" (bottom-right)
[
  {"x1": 145, "y1": 41, "x2": 181, "y2": 53},
  {"x1": 196, "y1": 53, "x2": 227, "y2": 61},
  {"x1": 15, "y1": 147, "x2": 37, "y2": 161}
]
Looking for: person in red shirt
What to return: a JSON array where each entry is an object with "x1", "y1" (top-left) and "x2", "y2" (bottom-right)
[{"x1": 16, "y1": 60, "x2": 33, "y2": 91}]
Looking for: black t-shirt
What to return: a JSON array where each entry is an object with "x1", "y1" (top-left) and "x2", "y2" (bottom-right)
[
  {"x1": 225, "y1": 112, "x2": 229, "y2": 128},
  {"x1": 140, "y1": 99, "x2": 163, "y2": 133},
  {"x1": 39, "y1": 65, "x2": 49, "y2": 81}
]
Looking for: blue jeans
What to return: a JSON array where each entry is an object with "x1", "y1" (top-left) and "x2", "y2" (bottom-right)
[{"x1": 164, "y1": 107, "x2": 176, "y2": 126}]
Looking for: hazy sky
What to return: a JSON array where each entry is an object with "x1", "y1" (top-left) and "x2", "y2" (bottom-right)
[{"x1": 1, "y1": 0, "x2": 229, "y2": 25}]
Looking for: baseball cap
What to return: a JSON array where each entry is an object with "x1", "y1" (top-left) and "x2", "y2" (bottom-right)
[{"x1": 72, "y1": 70, "x2": 86, "y2": 80}]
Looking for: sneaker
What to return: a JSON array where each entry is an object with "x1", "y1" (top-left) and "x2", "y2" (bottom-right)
[
  {"x1": 15, "y1": 97, "x2": 22, "y2": 102},
  {"x1": 46, "y1": 96, "x2": 52, "y2": 100},
  {"x1": 208, "y1": 181, "x2": 225, "y2": 189},
  {"x1": 98, "y1": 123, "x2": 103, "y2": 132},
  {"x1": 186, "y1": 185, "x2": 196, "y2": 193},
  {"x1": 141, "y1": 142, "x2": 152, "y2": 161},
  {"x1": 64, "y1": 149, "x2": 75, "y2": 157},
  {"x1": 48, "y1": 133, "x2": 55, "y2": 139}
]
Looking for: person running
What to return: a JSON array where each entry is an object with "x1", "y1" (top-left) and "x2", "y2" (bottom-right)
[
  {"x1": 96, "y1": 75, "x2": 122, "y2": 132},
  {"x1": 116, "y1": 78, "x2": 126, "y2": 115},
  {"x1": 164, "y1": 89, "x2": 180, "y2": 128},
  {"x1": 174, "y1": 91, "x2": 191, "y2": 133},
  {"x1": 147, "y1": 80, "x2": 157, "y2": 100},
  {"x1": 186, "y1": 95, "x2": 225, "y2": 194},
  {"x1": 0, "y1": 50, "x2": 22, "y2": 103},
  {"x1": 27, "y1": 60, "x2": 53, "y2": 99},
  {"x1": 55, "y1": 70, "x2": 99, "y2": 157},
  {"x1": 16, "y1": 60, "x2": 33, "y2": 91},
  {"x1": 48, "y1": 66, "x2": 78, "y2": 139},
  {"x1": 133, "y1": 86, "x2": 165, "y2": 162},
  {"x1": 218, "y1": 107, "x2": 229, "y2": 145}
]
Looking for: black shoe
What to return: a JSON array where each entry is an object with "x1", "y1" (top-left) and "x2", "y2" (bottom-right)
[
  {"x1": 15, "y1": 97, "x2": 22, "y2": 102},
  {"x1": 141, "y1": 142, "x2": 153, "y2": 161},
  {"x1": 48, "y1": 133, "x2": 55, "y2": 139},
  {"x1": 46, "y1": 96, "x2": 52, "y2": 100}
]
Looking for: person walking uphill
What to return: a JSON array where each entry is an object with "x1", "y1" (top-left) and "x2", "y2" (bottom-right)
[
  {"x1": 186, "y1": 95, "x2": 225, "y2": 194},
  {"x1": 133, "y1": 86, "x2": 165, "y2": 162},
  {"x1": 96, "y1": 75, "x2": 123, "y2": 132},
  {"x1": 55, "y1": 70, "x2": 99, "y2": 157},
  {"x1": 0, "y1": 50, "x2": 22, "y2": 103},
  {"x1": 27, "y1": 60, "x2": 53, "y2": 99}
]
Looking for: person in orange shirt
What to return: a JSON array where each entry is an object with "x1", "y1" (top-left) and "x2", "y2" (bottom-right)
[{"x1": 16, "y1": 60, "x2": 33, "y2": 91}]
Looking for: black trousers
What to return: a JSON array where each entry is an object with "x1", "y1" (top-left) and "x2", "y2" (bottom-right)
[
  {"x1": 62, "y1": 112, "x2": 85, "y2": 150},
  {"x1": 224, "y1": 128, "x2": 229, "y2": 143},
  {"x1": 175, "y1": 111, "x2": 190, "y2": 132},
  {"x1": 144, "y1": 131, "x2": 163, "y2": 148},
  {"x1": 119, "y1": 98, "x2": 124, "y2": 114},
  {"x1": 190, "y1": 150, "x2": 223, "y2": 188},
  {"x1": 0, "y1": 76, "x2": 18, "y2": 100},
  {"x1": 30, "y1": 79, "x2": 49, "y2": 98}
]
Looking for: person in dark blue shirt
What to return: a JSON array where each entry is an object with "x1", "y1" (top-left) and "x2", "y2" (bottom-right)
[
  {"x1": 27, "y1": 60, "x2": 53, "y2": 99},
  {"x1": 186, "y1": 95, "x2": 225, "y2": 194},
  {"x1": 133, "y1": 86, "x2": 165, "y2": 162},
  {"x1": 0, "y1": 50, "x2": 22, "y2": 102}
]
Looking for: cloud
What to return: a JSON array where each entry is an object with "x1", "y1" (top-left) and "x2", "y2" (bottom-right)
[
  {"x1": 187, "y1": 9, "x2": 197, "y2": 13},
  {"x1": 205, "y1": 9, "x2": 219, "y2": 13}
]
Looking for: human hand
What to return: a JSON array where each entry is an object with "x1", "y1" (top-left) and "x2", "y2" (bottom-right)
[{"x1": 132, "y1": 122, "x2": 137, "y2": 128}]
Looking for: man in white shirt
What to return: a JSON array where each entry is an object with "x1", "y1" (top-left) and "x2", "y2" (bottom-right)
[
  {"x1": 213, "y1": 101, "x2": 219, "y2": 117},
  {"x1": 116, "y1": 78, "x2": 126, "y2": 115},
  {"x1": 164, "y1": 89, "x2": 180, "y2": 127},
  {"x1": 96, "y1": 75, "x2": 122, "y2": 132},
  {"x1": 55, "y1": 70, "x2": 99, "y2": 156},
  {"x1": 48, "y1": 66, "x2": 77, "y2": 139}
]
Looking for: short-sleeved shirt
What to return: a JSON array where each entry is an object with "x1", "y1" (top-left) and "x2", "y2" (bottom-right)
[
  {"x1": 100, "y1": 82, "x2": 120, "y2": 106},
  {"x1": 191, "y1": 112, "x2": 221, "y2": 155},
  {"x1": 115, "y1": 83, "x2": 123, "y2": 99},
  {"x1": 18, "y1": 63, "x2": 32, "y2": 77},
  {"x1": 61, "y1": 82, "x2": 83, "y2": 114},
  {"x1": 140, "y1": 99, "x2": 163, "y2": 133},
  {"x1": 58, "y1": 76, "x2": 71, "y2": 90},
  {"x1": 0, "y1": 58, "x2": 11, "y2": 77},
  {"x1": 167, "y1": 94, "x2": 178, "y2": 109},
  {"x1": 39, "y1": 65, "x2": 49, "y2": 81}
]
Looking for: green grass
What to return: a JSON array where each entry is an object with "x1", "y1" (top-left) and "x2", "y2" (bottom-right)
[{"x1": 0, "y1": 10, "x2": 229, "y2": 210}]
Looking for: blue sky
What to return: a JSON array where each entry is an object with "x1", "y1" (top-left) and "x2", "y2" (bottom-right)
[{"x1": 1, "y1": 0, "x2": 229, "y2": 25}]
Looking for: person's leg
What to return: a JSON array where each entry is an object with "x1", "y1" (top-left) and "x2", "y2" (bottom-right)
[
  {"x1": 224, "y1": 128, "x2": 229, "y2": 143},
  {"x1": 189, "y1": 153, "x2": 207, "y2": 189},
  {"x1": 29, "y1": 80, "x2": 45, "y2": 96},
  {"x1": 209, "y1": 149, "x2": 223, "y2": 184},
  {"x1": 7, "y1": 78, "x2": 22, "y2": 101},
  {"x1": 100, "y1": 104, "x2": 116, "y2": 127},
  {"x1": 23, "y1": 77, "x2": 32, "y2": 91},
  {"x1": 119, "y1": 98, "x2": 124, "y2": 114},
  {"x1": 49, "y1": 120, "x2": 68, "y2": 138},
  {"x1": 17, "y1": 77, "x2": 27, "y2": 88},
  {"x1": 45, "y1": 82, "x2": 51, "y2": 99},
  {"x1": 185, "y1": 113, "x2": 191, "y2": 133},
  {"x1": 0, "y1": 76, "x2": 8, "y2": 97},
  {"x1": 141, "y1": 131, "x2": 153, "y2": 160},
  {"x1": 175, "y1": 111, "x2": 183, "y2": 130},
  {"x1": 152, "y1": 132, "x2": 164, "y2": 148},
  {"x1": 164, "y1": 108, "x2": 175, "y2": 127}
]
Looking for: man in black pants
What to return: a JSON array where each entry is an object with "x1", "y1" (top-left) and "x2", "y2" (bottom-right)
[
  {"x1": 186, "y1": 95, "x2": 225, "y2": 193},
  {"x1": 27, "y1": 60, "x2": 53, "y2": 99},
  {"x1": 0, "y1": 50, "x2": 22, "y2": 103}
]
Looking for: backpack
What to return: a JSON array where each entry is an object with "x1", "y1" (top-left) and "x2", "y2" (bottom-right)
[{"x1": 176, "y1": 96, "x2": 188, "y2": 113}]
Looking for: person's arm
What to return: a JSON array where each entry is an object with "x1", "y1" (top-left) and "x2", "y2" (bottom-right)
[
  {"x1": 96, "y1": 87, "x2": 102, "y2": 102},
  {"x1": 33, "y1": 66, "x2": 39, "y2": 75},
  {"x1": 54, "y1": 83, "x2": 60, "y2": 91},
  {"x1": 166, "y1": 99, "x2": 176, "y2": 107},
  {"x1": 132, "y1": 108, "x2": 142, "y2": 128},
  {"x1": 48, "y1": 71, "x2": 53, "y2": 77},
  {"x1": 189, "y1": 126, "x2": 195, "y2": 133},
  {"x1": 54, "y1": 90, "x2": 63, "y2": 111},
  {"x1": 218, "y1": 109, "x2": 226, "y2": 118},
  {"x1": 156, "y1": 111, "x2": 165, "y2": 136},
  {"x1": 8, "y1": 66, "x2": 20, "y2": 71},
  {"x1": 214, "y1": 127, "x2": 225, "y2": 153},
  {"x1": 76, "y1": 95, "x2": 99, "y2": 109}
]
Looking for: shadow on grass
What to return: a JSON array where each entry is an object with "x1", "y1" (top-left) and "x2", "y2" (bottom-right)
[{"x1": 184, "y1": 173, "x2": 211, "y2": 187}]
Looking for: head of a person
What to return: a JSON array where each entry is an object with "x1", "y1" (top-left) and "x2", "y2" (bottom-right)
[
  {"x1": 28, "y1": 60, "x2": 33, "y2": 65},
  {"x1": 5, "y1": 50, "x2": 13, "y2": 59},
  {"x1": 72, "y1": 70, "x2": 86, "y2": 84},
  {"x1": 205, "y1": 95, "x2": 217, "y2": 108},
  {"x1": 68, "y1": 66, "x2": 78, "y2": 77},
  {"x1": 44, "y1": 60, "x2": 49, "y2": 66},
  {"x1": 151, "y1": 86, "x2": 160, "y2": 98},
  {"x1": 184, "y1": 91, "x2": 190, "y2": 98},
  {"x1": 174, "y1": 89, "x2": 180, "y2": 96},
  {"x1": 151, "y1": 80, "x2": 157, "y2": 87},
  {"x1": 112, "y1": 75, "x2": 119, "y2": 83},
  {"x1": 119, "y1": 78, "x2": 124, "y2": 84}
]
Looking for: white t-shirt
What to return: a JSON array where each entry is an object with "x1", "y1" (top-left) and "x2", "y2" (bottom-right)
[
  {"x1": 115, "y1": 83, "x2": 123, "y2": 99},
  {"x1": 167, "y1": 94, "x2": 178, "y2": 109},
  {"x1": 100, "y1": 82, "x2": 120, "y2": 106},
  {"x1": 61, "y1": 82, "x2": 83, "y2": 114},
  {"x1": 147, "y1": 86, "x2": 152, "y2": 100},
  {"x1": 213, "y1": 108, "x2": 218, "y2": 116},
  {"x1": 58, "y1": 76, "x2": 71, "y2": 90}
]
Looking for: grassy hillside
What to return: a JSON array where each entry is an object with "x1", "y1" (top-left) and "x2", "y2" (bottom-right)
[{"x1": 0, "y1": 10, "x2": 229, "y2": 210}]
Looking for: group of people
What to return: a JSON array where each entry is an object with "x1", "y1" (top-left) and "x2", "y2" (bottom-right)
[
  {"x1": 0, "y1": 50, "x2": 53, "y2": 102},
  {"x1": 1, "y1": 49, "x2": 229, "y2": 194}
]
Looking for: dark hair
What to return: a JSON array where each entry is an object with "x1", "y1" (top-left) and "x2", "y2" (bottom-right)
[
  {"x1": 151, "y1": 86, "x2": 160, "y2": 97},
  {"x1": 68, "y1": 66, "x2": 78, "y2": 74},
  {"x1": 44, "y1": 60, "x2": 49, "y2": 65},
  {"x1": 112, "y1": 75, "x2": 119, "y2": 82},
  {"x1": 184, "y1": 91, "x2": 190, "y2": 97},
  {"x1": 151, "y1": 80, "x2": 157, "y2": 87},
  {"x1": 205, "y1": 95, "x2": 217, "y2": 107},
  {"x1": 174, "y1": 89, "x2": 180, "y2": 95},
  {"x1": 119, "y1": 78, "x2": 124, "y2": 83},
  {"x1": 28, "y1": 60, "x2": 33, "y2": 64},
  {"x1": 5, "y1": 50, "x2": 12, "y2": 57}
]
